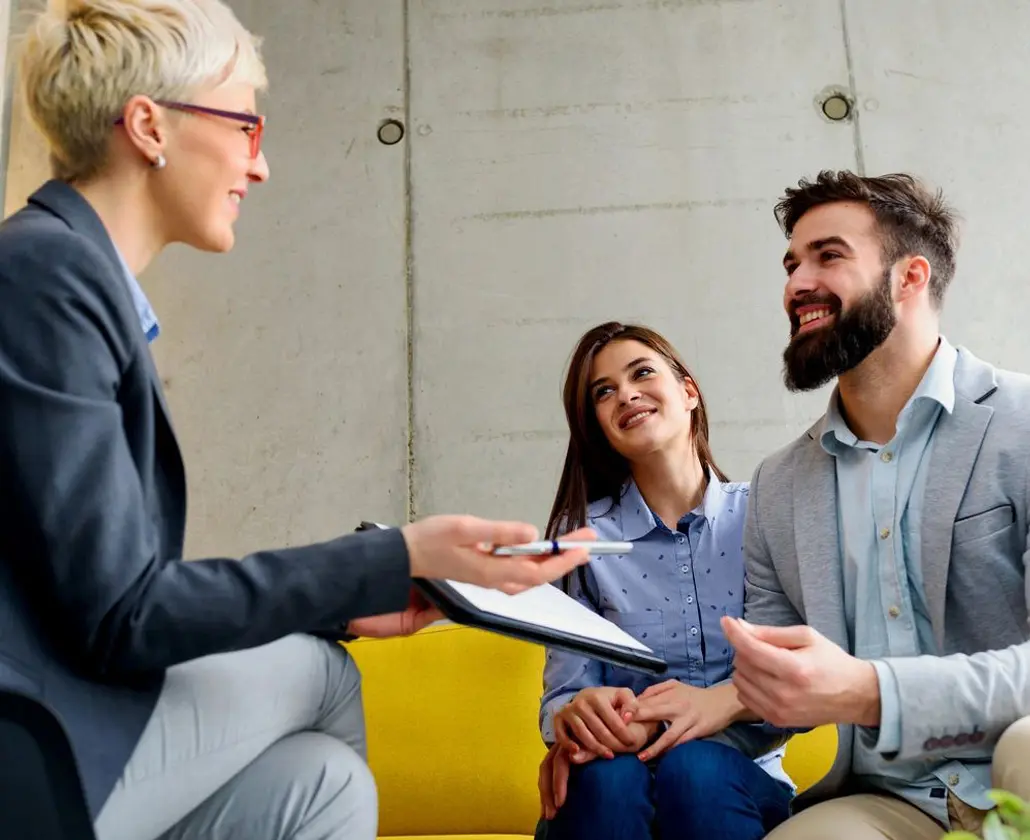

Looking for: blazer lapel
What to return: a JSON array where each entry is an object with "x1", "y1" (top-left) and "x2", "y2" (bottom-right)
[
  {"x1": 140, "y1": 350, "x2": 175, "y2": 430},
  {"x1": 794, "y1": 427, "x2": 850, "y2": 649},
  {"x1": 29, "y1": 181, "x2": 178, "y2": 432},
  {"x1": 920, "y1": 350, "x2": 997, "y2": 649}
]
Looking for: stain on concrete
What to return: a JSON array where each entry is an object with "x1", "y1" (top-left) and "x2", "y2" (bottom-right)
[
  {"x1": 429, "y1": 0, "x2": 759, "y2": 23},
  {"x1": 461, "y1": 197, "x2": 763, "y2": 223},
  {"x1": 470, "y1": 429, "x2": 567, "y2": 443},
  {"x1": 456, "y1": 94, "x2": 758, "y2": 120},
  {"x1": 431, "y1": 3, "x2": 623, "y2": 22},
  {"x1": 507, "y1": 316, "x2": 598, "y2": 327}
]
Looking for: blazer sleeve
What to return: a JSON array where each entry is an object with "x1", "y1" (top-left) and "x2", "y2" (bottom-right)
[
  {"x1": 875, "y1": 641, "x2": 1030, "y2": 762},
  {"x1": 0, "y1": 236, "x2": 412, "y2": 679},
  {"x1": 742, "y1": 459, "x2": 805, "y2": 628},
  {"x1": 734, "y1": 459, "x2": 811, "y2": 744}
]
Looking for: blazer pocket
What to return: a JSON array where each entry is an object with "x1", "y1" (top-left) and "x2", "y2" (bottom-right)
[
  {"x1": 603, "y1": 610, "x2": 665, "y2": 659},
  {"x1": 952, "y1": 504, "x2": 1016, "y2": 547}
]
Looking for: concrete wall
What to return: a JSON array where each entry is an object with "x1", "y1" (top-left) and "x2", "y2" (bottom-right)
[
  {"x1": 0, "y1": 0, "x2": 13, "y2": 206},
  {"x1": 3, "y1": 9, "x2": 47, "y2": 218},
  {"x1": 145, "y1": 2, "x2": 411, "y2": 555},
  {"x1": 4, "y1": 0, "x2": 1029, "y2": 558}
]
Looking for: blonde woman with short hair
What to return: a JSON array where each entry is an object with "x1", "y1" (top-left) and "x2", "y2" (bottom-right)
[{"x1": 0, "y1": 2, "x2": 594, "y2": 839}]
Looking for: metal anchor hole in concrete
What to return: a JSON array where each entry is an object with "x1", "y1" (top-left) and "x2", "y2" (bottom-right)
[
  {"x1": 821, "y1": 94, "x2": 852, "y2": 121},
  {"x1": 377, "y1": 119, "x2": 405, "y2": 145}
]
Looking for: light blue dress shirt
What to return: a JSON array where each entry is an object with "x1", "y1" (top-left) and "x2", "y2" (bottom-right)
[
  {"x1": 112, "y1": 246, "x2": 160, "y2": 343},
  {"x1": 539, "y1": 473, "x2": 791, "y2": 788},
  {"x1": 821, "y1": 336, "x2": 992, "y2": 824}
]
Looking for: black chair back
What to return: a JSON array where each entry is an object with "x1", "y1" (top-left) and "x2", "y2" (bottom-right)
[{"x1": 0, "y1": 689, "x2": 96, "y2": 840}]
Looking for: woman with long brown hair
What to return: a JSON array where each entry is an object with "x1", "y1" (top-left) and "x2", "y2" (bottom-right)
[{"x1": 536, "y1": 322, "x2": 794, "y2": 840}]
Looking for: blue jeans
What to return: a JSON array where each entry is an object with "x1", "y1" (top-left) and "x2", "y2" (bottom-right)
[{"x1": 540, "y1": 740, "x2": 793, "y2": 840}]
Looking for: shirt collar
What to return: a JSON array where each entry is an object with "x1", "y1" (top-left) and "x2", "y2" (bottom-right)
[
  {"x1": 113, "y1": 246, "x2": 160, "y2": 343},
  {"x1": 820, "y1": 335, "x2": 957, "y2": 453},
  {"x1": 589, "y1": 468, "x2": 728, "y2": 541}
]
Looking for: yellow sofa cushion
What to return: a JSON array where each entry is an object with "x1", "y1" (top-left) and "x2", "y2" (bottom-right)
[{"x1": 347, "y1": 624, "x2": 837, "y2": 839}]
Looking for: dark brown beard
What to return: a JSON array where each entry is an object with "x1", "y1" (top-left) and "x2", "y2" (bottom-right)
[{"x1": 783, "y1": 270, "x2": 896, "y2": 392}]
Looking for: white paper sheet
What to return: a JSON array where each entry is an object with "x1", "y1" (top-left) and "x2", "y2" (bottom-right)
[
  {"x1": 445, "y1": 580, "x2": 652, "y2": 652},
  {"x1": 356, "y1": 521, "x2": 651, "y2": 654}
]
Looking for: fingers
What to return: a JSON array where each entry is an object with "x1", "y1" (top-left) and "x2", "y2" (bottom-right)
[
  {"x1": 413, "y1": 606, "x2": 444, "y2": 631},
  {"x1": 721, "y1": 615, "x2": 753, "y2": 651},
  {"x1": 587, "y1": 692, "x2": 638, "y2": 748},
  {"x1": 456, "y1": 516, "x2": 540, "y2": 547},
  {"x1": 612, "y1": 688, "x2": 639, "y2": 724},
  {"x1": 634, "y1": 681, "x2": 685, "y2": 721},
  {"x1": 722, "y1": 616, "x2": 814, "y2": 650},
  {"x1": 722, "y1": 618, "x2": 791, "y2": 680},
  {"x1": 533, "y1": 546, "x2": 594, "y2": 578},
  {"x1": 565, "y1": 709, "x2": 616, "y2": 757},
  {"x1": 446, "y1": 519, "x2": 599, "y2": 593},
  {"x1": 731, "y1": 668, "x2": 774, "y2": 721},
  {"x1": 639, "y1": 717, "x2": 692, "y2": 761},
  {"x1": 489, "y1": 526, "x2": 598, "y2": 592},
  {"x1": 631, "y1": 698, "x2": 678, "y2": 722},
  {"x1": 672, "y1": 725, "x2": 702, "y2": 750},
  {"x1": 488, "y1": 550, "x2": 594, "y2": 594},
  {"x1": 637, "y1": 680, "x2": 676, "y2": 700},
  {"x1": 538, "y1": 749, "x2": 556, "y2": 819},
  {"x1": 557, "y1": 709, "x2": 608, "y2": 757},
  {"x1": 403, "y1": 517, "x2": 538, "y2": 580},
  {"x1": 404, "y1": 514, "x2": 596, "y2": 592},
  {"x1": 553, "y1": 716, "x2": 580, "y2": 755},
  {"x1": 552, "y1": 746, "x2": 572, "y2": 810}
]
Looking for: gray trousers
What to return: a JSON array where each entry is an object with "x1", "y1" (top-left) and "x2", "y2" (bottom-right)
[{"x1": 93, "y1": 634, "x2": 375, "y2": 840}]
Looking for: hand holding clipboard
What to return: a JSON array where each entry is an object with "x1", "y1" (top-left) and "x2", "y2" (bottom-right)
[{"x1": 357, "y1": 521, "x2": 667, "y2": 675}]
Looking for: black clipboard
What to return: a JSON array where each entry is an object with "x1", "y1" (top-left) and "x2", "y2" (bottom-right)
[{"x1": 356, "y1": 521, "x2": 668, "y2": 675}]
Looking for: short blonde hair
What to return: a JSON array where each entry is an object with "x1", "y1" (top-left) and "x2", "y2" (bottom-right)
[{"x1": 18, "y1": 0, "x2": 267, "y2": 182}]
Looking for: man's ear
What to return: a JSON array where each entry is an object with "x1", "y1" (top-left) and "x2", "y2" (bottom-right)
[
  {"x1": 896, "y1": 255, "x2": 932, "y2": 303},
  {"x1": 119, "y1": 95, "x2": 167, "y2": 166}
]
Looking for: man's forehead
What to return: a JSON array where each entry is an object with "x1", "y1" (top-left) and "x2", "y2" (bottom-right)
[{"x1": 790, "y1": 201, "x2": 876, "y2": 246}]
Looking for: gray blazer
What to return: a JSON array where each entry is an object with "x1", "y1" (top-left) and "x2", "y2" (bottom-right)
[
  {"x1": 742, "y1": 347, "x2": 1030, "y2": 800},
  {"x1": 0, "y1": 181, "x2": 412, "y2": 818}
]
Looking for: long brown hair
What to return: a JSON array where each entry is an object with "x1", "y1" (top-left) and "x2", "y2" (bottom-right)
[{"x1": 545, "y1": 321, "x2": 727, "y2": 542}]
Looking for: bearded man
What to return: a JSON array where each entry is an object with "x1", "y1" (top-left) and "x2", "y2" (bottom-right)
[{"x1": 718, "y1": 171, "x2": 1030, "y2": 839}]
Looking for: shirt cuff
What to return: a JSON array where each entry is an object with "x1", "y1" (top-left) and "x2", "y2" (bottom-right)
[
  {"x1": 540, "y1": 692, "x2": 577, "y2": 744},
  {"x1": 868, "y1": 659, "x2": 902, "y2": 755}
]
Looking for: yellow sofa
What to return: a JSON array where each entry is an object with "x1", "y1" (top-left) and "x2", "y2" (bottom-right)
[{"x1": 347, "y1": 623, "x2": 838, "y2": 840}]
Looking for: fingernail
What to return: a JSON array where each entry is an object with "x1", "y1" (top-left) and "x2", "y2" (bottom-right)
[{"x1": 639, "y1": 751, "x2": 649, "y2": 761}]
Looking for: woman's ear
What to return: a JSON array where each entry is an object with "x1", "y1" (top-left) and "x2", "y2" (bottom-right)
[
  {"x1": 682, "y1": 378, "x2": 700, "y2": 411},
  {"x1": 119, "y1": 95, "x2": 168, "y2": 166}
]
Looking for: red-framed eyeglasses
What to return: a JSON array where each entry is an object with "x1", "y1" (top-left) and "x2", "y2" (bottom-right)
[{"x1": 114, "y1": 100, "x2": 266, "y2": 159}]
